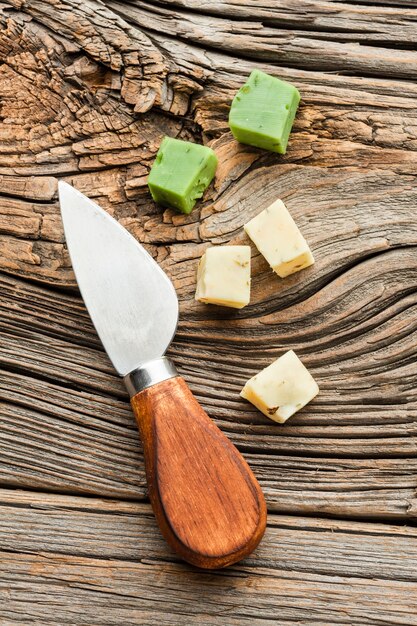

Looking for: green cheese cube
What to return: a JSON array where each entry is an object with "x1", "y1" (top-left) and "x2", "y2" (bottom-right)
[
  {"x1": 228, "y1": 70, "x2": 300, "y2": 154},
  {"x1": 148, "y1": 137, "x2": 218, "y2": 214}
]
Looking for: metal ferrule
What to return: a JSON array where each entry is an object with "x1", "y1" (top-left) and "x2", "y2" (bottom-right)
[{"x1": 123, "y1": 357, "x2": 178, "y2": 397}]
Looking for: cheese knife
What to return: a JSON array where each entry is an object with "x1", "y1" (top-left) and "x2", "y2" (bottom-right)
[{"x1": 58, "y1": 181, "x2": 267, "y2": 569}]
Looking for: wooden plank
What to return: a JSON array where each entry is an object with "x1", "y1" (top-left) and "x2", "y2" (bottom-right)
[
  {"x1": 2, "y1": 489, "x2": 417, "y2": 578},
  {"x1": 4, "y1": 551, "x2": 417, "y2": 626},
  {"x1": 1, "y1": 263, "x2": 417, "y2": 517},
  {"x1": 147, "y1": 0, "x2": 417, "y2": 34},
  {"x1": 0, "y1": 3, "x2": 416, "y2": 284},
  {"x1": 1, "y1": 379, "x2": 417, "y2": 517},
  {"x1": 1, "y1": 489, "x2": 417, "y2": 625},
  {"x1": 108, "y1": 0, "x2": 417, "y2": 78}
]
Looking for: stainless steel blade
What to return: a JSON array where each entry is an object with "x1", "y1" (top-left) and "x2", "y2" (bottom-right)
[{"x1": 58, "y1": 181, "x2": 179, "y2": 376}]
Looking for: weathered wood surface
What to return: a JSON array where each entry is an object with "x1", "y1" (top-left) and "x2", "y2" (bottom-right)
[
  {"x1": 3, "y1": 489, "x2": 417, "y2": 625},
  {"x1": 0, "y1": 0, "x2": 417, "y2": 623}
]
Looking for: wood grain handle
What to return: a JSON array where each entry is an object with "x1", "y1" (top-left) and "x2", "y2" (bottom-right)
[{"x1": 130, "y1": 376, "x2": 267, "y2": 569}]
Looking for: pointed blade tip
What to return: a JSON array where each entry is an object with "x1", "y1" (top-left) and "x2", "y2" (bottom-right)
[
  {"x1": 58, "y1": 181, "x2": 78, "y2": 216},
  {"x1": 57, "y1": 179, "x2": 72, "y2": 198}
]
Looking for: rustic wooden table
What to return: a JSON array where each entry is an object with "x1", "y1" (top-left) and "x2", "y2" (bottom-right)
[{"x1": 1, "y1": 0, "x2": 417, "y2": 623}]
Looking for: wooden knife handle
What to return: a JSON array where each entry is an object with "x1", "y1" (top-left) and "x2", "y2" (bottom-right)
[{"x1": 130, "y1": 376, "x2": 267, "y2": 569}]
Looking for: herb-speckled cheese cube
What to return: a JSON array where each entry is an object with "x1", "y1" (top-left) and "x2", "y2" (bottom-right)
[
  {"x1": 244, "y1": 199, "x2": 314, "y2": 278},
  {"x1": 241, "y1": 350, "x2": 319, "y2": 423},
  {"x1": 195, "y1": 246, "x2": 251, "y2": 309},
  {"x1": 229, "y1": 70, "x2": 300, "y2": 154},
  {"x1": 148, "y1": 137, "x2": 218, "y2": 214}
]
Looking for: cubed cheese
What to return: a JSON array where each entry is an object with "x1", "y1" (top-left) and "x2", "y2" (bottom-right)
[
  {"x1": 244, "y1": 199, "x2": 314, "y2": 278},
  {"x1": 241, "y1": 350, "x2": 319, "y2": 423},
  {"x1": 195, "y1": 246, "x2": 251, "y2": 309},
  {"x1": 228, "y1": 69, "x2": 300, "y2": 154},
  {"x1": 148, "y1": 137, "x2": 218, "y2": 214}
]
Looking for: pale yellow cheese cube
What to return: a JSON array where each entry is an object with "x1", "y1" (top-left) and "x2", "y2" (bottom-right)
[
  {"x1": 241, "y1": 350, "x2": 319, "y2": 423},
  {"x1": 195, "y1": 245, "x2": 251, "y2": 309},
  {"x1": 244, "y1": 199, "x2": 314, "y2": 278}
]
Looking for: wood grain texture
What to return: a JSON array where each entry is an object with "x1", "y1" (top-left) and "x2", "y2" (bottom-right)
[
  {"x1": 0, "y1": 0, "x2": 417, "y2": 621},
  {"x1": 2, "y1": 269, "x2": 416, "y2": 519},
  {"x1": 108, "y1": 0, "x2": 417, "y2": 78},
  {"x1": 3, "y1": 489, "x2": 417, "y2": 580},
  {"x1": 1, "y1": 489, "x2": 417, "y2": 625},
  {"x1": 131, "y1": 376, "x2": 266, "y2": 568}
]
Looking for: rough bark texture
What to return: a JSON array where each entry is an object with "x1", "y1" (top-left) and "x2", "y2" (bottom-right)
[{"x1": 0, "y1": 0, "x2": 417, "y2": 623}]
